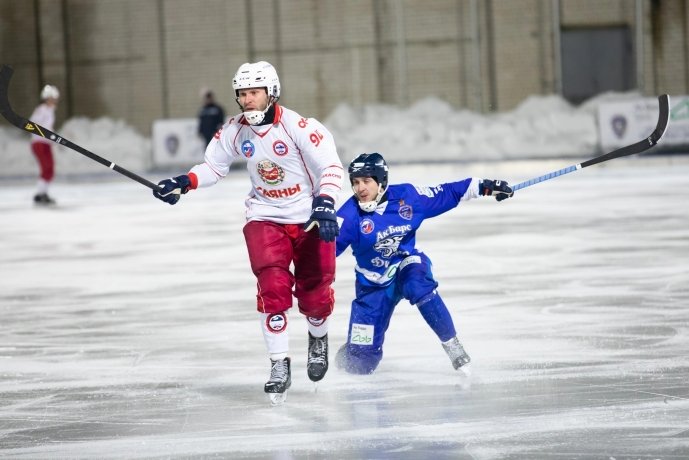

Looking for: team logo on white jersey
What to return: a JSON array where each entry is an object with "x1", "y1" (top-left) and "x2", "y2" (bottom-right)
[
  {"x1": 273, "y1": 140, "x2": 289, "y2": 156},
  {"x1": 360, "y1": 218, "x2": 374, "y2": 234},
  {"x1": 242, "y1": 140, "x2": 255, "y2": 158},
  {"x1": 266, "y1": 313, "x2": 287, "y2": 333},
  {"x1": 257, "y1": 160, "x2": 285, "y2": 185}
]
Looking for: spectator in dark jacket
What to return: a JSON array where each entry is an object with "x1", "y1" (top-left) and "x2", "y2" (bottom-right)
[{"x1": 198, "y1": 90, "x2": 225, "y2": 145}]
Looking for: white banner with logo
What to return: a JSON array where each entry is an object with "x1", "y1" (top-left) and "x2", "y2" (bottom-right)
[
  {"x1": 152, "y1": 118, "x2": 207, "y2": 167},
  {"x1": 598, "y1": 96, "x2": 689, "y2": 151}
]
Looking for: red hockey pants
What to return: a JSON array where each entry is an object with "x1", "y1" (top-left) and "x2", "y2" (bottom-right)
[
  {"x1": 243, "y1": 220, "x2": 336, "y2": 318},
  {"x1": 31, "y1": 142, "x2": 54, "y2": 181}
]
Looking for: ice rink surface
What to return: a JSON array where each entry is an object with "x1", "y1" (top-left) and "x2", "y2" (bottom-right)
[{"x1": 1, "y1": 156, "x2": 688, "y2": 459}]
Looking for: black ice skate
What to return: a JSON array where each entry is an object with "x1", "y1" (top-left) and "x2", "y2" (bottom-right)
[
  {"x1": 442, "y1": 336, "x2": 471, "y2": 371},
  {"x1": 307, "y1": 332, "x2": 328, "y2": 382},
  {"x1": 33, "y1": 193, "x2": 56, "y2": 206},
  {"x1": 264, "y1": 357, "x2": 291, "y2": 405}
]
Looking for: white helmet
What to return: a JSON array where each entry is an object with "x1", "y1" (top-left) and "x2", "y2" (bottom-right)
[
  {"x1": 40, "y1": 84, "x2": 60, "y2": 101},
  {"x1": 232, "y1": 61, "x2": 281, "y2": 99}
]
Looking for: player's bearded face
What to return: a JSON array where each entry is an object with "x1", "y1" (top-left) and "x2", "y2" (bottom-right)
[{"x1": 238, "y1": 88, "x2": 269, "y2": 112}]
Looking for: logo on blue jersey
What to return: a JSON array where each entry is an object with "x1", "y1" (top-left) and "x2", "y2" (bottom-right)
[
  {"x1": 360, "y1": 218, "x2": 374, "y2": 234},
  {"x1": 398, "y1": 203, "x2": 413, "y2": 220},
  {"x1": 374, "y1": 235, "x2": 404, "y2": 258},
  {"x1": 242, "y1": 140, "x2": 255, "y2": 158}
]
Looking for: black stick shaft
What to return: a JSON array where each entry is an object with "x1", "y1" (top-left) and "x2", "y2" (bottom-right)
[
  {"x1": 512, "y1": 94, "x2": 670, "y2": 192},
  {"x1": 0, "y1": 65, "x2": 158, "y2": 191}
]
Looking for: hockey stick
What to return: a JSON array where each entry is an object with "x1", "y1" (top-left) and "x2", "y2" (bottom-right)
[
  {"x1": 0, "y1": 64, "x2": 158, "y2": 191},
  {"x1": 512, "y1": 94, "x2": 670, "y2": 191}
]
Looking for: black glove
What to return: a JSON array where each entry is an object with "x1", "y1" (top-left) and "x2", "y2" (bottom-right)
[
  {"x1": 153, "y1": 174, "x2": 192, "y2": 205},
  {"x1": 304, "y1": 195, "x2": 339, "y2": 242},
  {"x1": 479, "y1": 179, "x2": 514, "y2": 202}
]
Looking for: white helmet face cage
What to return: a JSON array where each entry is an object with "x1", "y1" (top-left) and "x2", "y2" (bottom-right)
[
  {"x1": 40, "y1": 84, "x2": 60, "y2": 100},
  {"x1": 232, "y1": 61, "x2": 281, "y2": 100}
]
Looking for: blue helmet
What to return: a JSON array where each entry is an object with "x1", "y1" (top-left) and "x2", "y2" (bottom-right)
[
  {"x1": 348, "y1": 153, "x2": 388, "y2": 190},
  {"x1": 348, "y1": 153, "x2": 389, "y2": 212}
]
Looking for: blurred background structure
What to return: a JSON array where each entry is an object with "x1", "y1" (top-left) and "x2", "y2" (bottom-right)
[{"x1": 2, "y1": 0, "x2": 688, "y2": 136}]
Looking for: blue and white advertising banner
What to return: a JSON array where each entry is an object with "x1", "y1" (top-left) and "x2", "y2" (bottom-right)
[
  {"x1": 152, "y1": 118, "x2": 207, "y2": 167},
  {"x1": 598, "y1": 96, "x2": 689, "y2": 151}
]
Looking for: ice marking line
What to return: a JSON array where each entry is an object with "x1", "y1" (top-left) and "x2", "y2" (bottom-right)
[
  {"x1": 628, "y1": 390, "x2": 689, "y2": 401},
  {"x1": 575, "y1": 382, "x2": 689, "y2": 401}
]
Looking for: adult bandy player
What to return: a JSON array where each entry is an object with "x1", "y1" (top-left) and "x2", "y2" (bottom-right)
[
  {"x1": 335, "y1": 153, "x2": 514, "y2": 375},
  {"x1": 153, "y1": 61, "x2": 343, "y2": 405}
]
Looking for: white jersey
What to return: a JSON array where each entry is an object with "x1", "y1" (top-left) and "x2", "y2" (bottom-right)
[
  {"x1": 29, "y1": 103, "x2": 56, "y2": 145},
  {"x1": 190, "y1": 104, "x2": 344, "y2": 224}
]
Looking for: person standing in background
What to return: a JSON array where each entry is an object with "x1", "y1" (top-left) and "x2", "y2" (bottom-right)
[
  {"x1": 30, "y1": 84, "x2": 60, "y2": 206},
  {"x1": 197, "y1": 89, "x2": 225, "y2": 146}
]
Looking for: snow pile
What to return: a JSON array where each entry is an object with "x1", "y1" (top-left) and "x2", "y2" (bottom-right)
[
  {"x1": 0, "y1": 117, "x2": 150, "y2": 179},
  {"x1": 0, "y1": 91, "x2": 644, "y2": 179},
  {"x1": 325, "y1": 92, "x2": 643, "y2": 164}
]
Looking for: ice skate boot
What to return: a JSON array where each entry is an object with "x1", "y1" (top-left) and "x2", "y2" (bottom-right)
[
  {"x1": 264, "y1": 357, "x2": 291, "y2": 405},
  {"x1": 307, "y1": 332, "x2": 328, "y2": 383},
  {"x1": 33, "y1": 193, "x2": 56, "y2": 206},
  {"x1": 442, "y1": 336, "x2": 471, "y2": 372}
]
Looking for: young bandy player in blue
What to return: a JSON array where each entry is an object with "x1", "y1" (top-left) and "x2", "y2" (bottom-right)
[{"x1": 335, "y1": 153, "x2": 514, "y2": 374}]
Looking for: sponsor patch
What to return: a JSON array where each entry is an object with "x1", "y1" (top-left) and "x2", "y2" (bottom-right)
[
  {"x1": 414, "y1": 185, "x2": 443, "y2": 197},
  {"x1": 360, "y1": 218, "x2": 374, "y2": 234},
  {"x1": 307, "y1": 317, "x2": 325, "y2": 326},
  {"x1": 242, "y1": 140, "x2": 255, "y2": 158},
  {"x1": 266, "y1": 313, "x2": 287, "y2": 333},
  {"x1": 350, "y1": 323, "x2": 374, "y2": 346},
  {"x1": 273, "y1": 140, "x2": 289, "y2": 156},
  {"x1": 257, "y1": 159, "x2": 285, "y2": 185}
]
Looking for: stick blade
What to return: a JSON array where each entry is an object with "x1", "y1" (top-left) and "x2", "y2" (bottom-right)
[
  {"x1": 0, "y1": 65, "x2": 29, "y2": 128},
  {"x1": 651, "y1": 94, "x2": 670, "y2": 145}
]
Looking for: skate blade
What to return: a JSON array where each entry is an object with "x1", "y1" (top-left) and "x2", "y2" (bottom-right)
[
  {"x1": 269, "y1": 392, "x2": 288, "y2": 406},
  {"x1": 457, "y1": 362, "x2": 472, "y2": 378},
  {"x1": 313, "y1": 382, "x2": 318, "y2": 393}
]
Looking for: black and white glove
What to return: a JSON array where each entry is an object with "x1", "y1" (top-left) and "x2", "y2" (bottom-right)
[
  {"x1": 479, "y1": 179, "x2": 514, "y2": 202},
  {"x1": 304, "y1": 195, "x2": 339, "y2": 242},
  {"x1": 153, "y1": 174, "x2": 192, "y2": 205}
]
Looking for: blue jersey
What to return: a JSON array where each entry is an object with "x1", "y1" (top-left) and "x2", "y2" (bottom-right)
[{"x1": 336, "y1": 179, "x2": 478, "y2": 287}]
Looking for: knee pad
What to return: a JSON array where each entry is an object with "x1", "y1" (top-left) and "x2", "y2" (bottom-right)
[{"x1": 260, "y1": 312, "x2": 289, "y2": 357}]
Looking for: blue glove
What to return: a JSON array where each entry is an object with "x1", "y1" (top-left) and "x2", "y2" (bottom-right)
[
  {"x1": 304, "y1": 195, "x2": 339, "y2": 242},
  {"x1": 153, "y1": 174, "x2": 192, "y2": 205},
  {"x1": 479, "y1": 179, "x2": 514, "y2": 202}
]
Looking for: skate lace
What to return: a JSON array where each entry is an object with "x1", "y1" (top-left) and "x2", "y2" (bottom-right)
[
  {"x1": 269, "y1": 359, "x2": 288, "y2": 382},
  {"x1": 308, "y1": 337, "x2": 327, "y2": 365}
]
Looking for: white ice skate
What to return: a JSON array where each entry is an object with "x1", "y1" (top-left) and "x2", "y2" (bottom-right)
[{"x1": 442, "y1": 336, "x2": 471, "y2": 374}]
